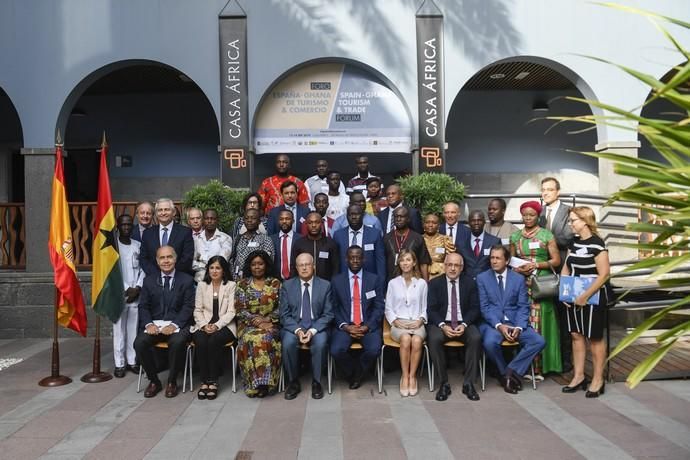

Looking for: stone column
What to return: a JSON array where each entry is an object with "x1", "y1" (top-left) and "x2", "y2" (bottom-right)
[
  {"x1": 21, "y1": 147, "x2": 55, "y2": 273},
  {"x1": 595, "y1": 140, "x2": 640, "y2": 264}
]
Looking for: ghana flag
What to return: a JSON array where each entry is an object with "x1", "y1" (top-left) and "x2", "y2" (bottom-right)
[
  {"x1": 91, "y1": 137, "x2": 124, "y2": 323},
  {"x1": 49, "y1": 142, "x2": 87, "y2": 336}
]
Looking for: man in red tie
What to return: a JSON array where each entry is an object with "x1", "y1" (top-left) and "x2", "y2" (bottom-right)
[
  {"x1": 330, "y1": 246, "x2": 384, "y2": 389},
  {"x1": 459, "y1": 210, "x2": 501, "y2": 281},
  {"x1": 270, "y1": 209, "x2": 301, "y2": 281}
]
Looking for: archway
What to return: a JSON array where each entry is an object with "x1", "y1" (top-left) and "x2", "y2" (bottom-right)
[
  {"x1": 252, "y1": 59, "x2": 414, "y2": 187},
  {"x1": 446, "y1": 57, "x2": 601, "y2": 216},
  {"x1": 58, "y1": 60, "x2": 219, "y2": 202},
  {"x1": 0, "y1": 87, "x2": 24, "y2": 202}
]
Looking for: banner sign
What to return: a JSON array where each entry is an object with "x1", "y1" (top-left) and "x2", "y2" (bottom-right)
[
  {"x1": 416, "y1": 1, "x2": 445, "y2": 171},
  {"x1": 254, "y1": 63, "x2": 412, "y2": 154},
  {"x1": 219, "y1": 1, "x2": 250, "y2": 187}
]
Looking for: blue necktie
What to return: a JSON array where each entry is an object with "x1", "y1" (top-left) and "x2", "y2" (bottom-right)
[
  {"x1": 497, "y1": 274, "x2": 504, "y2": 298},
  {"x1": 351, "y1": 230, "x2": 359, "y2": 247},
  {"x1": 162, "y1": 227, "x2": 169, "y2": 246},
  {"x1": 300, "y1": 282, "x2": 312, "y2": 330}
]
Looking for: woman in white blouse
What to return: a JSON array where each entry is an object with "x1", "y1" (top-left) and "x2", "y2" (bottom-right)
[{"x1": 385, "y1": 249, "x2": 428, "y2": 397}]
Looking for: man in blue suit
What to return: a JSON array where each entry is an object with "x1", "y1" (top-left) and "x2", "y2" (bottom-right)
[
  {"x1": 333, "y1": 204, "x2": 385, "y2": 280},
  {"x1": 332, "y1": 191, "x2": 383, "y2": 235},
  {"x1": 270, "y1": 209, "x2": 301, "y2": 281},
  {"x1": 330, "y1": 246, "x2": 384, "y2": 389},
  {"x1": 477, "y1": 244, "x2": 545, "y2": 394},
  {"x1": 267, "y1": 181, "x2": 310, "y2": 235},
  {"x1": 280, "y1": 253, "x2": 334, "y2": 400},
  {"x1": 139, "y1": 198, "x2": 194, "y2": 276},
  {"x1": 440, "y1": 201, "x2": 471, "y2": 251},
  {"x1": 459, "y1": 210, "x2": 501, "y2": 280}
]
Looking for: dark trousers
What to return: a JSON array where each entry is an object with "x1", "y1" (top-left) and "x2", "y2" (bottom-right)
[
  {"x1": 427, "y1": 324, "x2": 481, "y2": 385},
  {"x1": 192, "y1": 328, "x2": 235, "y2": 383},
  {"x1": 280, "y1": 329, "x2": 328, "y2": 384},
  {"x1": 134, "y1": 328, "x2": 191, "y2": 384},
  {"x1": 330, "y1": 328, "x2": 382, "y2": 378}
]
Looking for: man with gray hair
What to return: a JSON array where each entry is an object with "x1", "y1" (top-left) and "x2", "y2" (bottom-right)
[{"x1": 139, "y1": 198, "x2": 194, "y2": 276}]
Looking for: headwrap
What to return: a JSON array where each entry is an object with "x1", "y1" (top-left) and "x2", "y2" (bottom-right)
[{"x1": 519, "y1": 200, "x2": 542, "y2": 215}]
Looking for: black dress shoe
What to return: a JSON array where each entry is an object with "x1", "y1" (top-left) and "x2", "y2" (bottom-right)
[
  {"x1": 144, "y1": 381, "x2": 162, "y2": 398},
  {"x1": 585, "y1": 382, "x2": 605, "y2": 398},
  {"x1": 284, "y1": 381, "x2": 301, "y2": 400},
  {"x1": 113, "y1": 367, "x2": 126, "y2": 378},
  {"x1": 562, "y1": 378, "x2": 589, "y2": 393},
  {"x1": 349, "y1": 377, "x2": 362, "y2": 390},
  {"x1": 512, "y1": 376, "x2": 523, "y2": 391},
  {"x1": 165, "y1": 382, "x2": 179, "y2": 398},
  {"x1": 435, "y1": 383, "x2": 451, "y2": 401},
  {"x1": 462, "y1": 383, "x2": 480, "y2": 401},
  {"x1": 312, "y1": 381, "x2": 324, "y2": 399},
  {"x1": 503, "y1": 378, "x2": 518, "y2": 394},
  {"x1": 127, "y1": 364, "x2": 141, "y2": 374}
]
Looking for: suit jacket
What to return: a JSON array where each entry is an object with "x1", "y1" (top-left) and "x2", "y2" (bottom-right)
[
  {"x1": 270, "y1": 231, "x2": 302, "y2": 281},
  {"x1": 332, "y1": 213, "x2": 382, "y2": 236},
  {"x1": 139, "y1": 223, "x2": 195, "y2": 276},
  {"x1": 331, "y1": 270, "x2": 384, "y2": 332},
  {"x1": 539, "y1": 203, "x2": 574, "y2": 250},
  {"x1": 266, "y1": 204, "x2": 311, "y2": 235},
  {"x1": 476, "y1": 268, "x2": 530, "y2": 330},
  {"x1": 191, "y1": 280, "x2": 237, "y2": 335},
  {"x1": 459, "y1": 232, "x2": 502, "y2": 280},
  {"x1": 138, "y1": 271, "x2": 195, "y2": 330},
  {"x1": 378, "y1": 204, "x2": 422, "y2": 234},
  {"x1": 299, "y1": 215, "x2": 334, "y2": 237},
  {"x1": 279, "y1": 276, "x2": 334, "y2": 333},
  {"x1": 132, "y1": 224, "x2": 150, "y2": 242},
  {"x1": 439, "y1": 222, "x2": 471, "y2": 251},
  {"x1": 333, "y1": 226, "x2": 385, "y2": 280},
  {"x1": 427, "y1": 274, "x2": 480, "y2": 327}
]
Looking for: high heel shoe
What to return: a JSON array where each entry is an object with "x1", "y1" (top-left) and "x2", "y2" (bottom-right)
[
  {"x1": 585, "y1": 382, "x2": 605, "y2": 398},
  {"x1": 562, "y1": 378, "x2": 589, "y2": 393},
  {"x1": 409, "y1": 378, "x2": 419, "y2": 397},
  {"x1": 400, "y1": 377, "x2": 409, "y2": 397}
]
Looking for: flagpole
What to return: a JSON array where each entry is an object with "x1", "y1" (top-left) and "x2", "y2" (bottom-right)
[{"x1": 38, "y1": 287, "x2": 72, "y2": 387}]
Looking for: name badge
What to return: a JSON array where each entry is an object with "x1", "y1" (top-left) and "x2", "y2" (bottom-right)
[
  {"x1": 483, "y1": 248, "x2": 490, "y2": 256},
  {"x1": 364, "y1": 243, "x2": 374, "y2": 251},
  {"x1": 299, "y1": 217, "x2": 305, "y2": 223},
  {"x1": 247, "y1": 241, "x2": 258, "y2": 248},
  {"x1": 575, "y1": 247, "x2": 588, "y2": 256},
  {"x1": 365, "y1": 290, "x2": 376, "y2": 299},
  {"x1": 319, "y1": 251, "x2": 329, "y2": 259},
  {"x1": 501, "y1": 238, "x2": 509, "y2": 245},
  {"x1": 528, "y1": 241, "x2": 541, "y2": 250},
  {"x1": 435, "y1": 247, "x2": 445, "y2": 254}
]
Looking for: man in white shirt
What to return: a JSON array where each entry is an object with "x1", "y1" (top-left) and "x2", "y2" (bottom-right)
[
  {"x1": 192, "y1": 209, "x2": 233, "y2": 283},
  {"x1": 305, "y1": 159, "x2": 345, "y2": 204},
  {"x1": 113, "y1": 214, "x2": 144, "y2": 378},
  {"x1": 326, "y1": 171, "x2": 349, "y2": 220}
]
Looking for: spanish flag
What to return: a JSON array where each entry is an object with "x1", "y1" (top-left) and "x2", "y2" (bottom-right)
[
  {"x1": 48, "y1": 142, "x2": 87, "y2": 336},
  {"x1": 91, "y1": 137, "x2": 124, "y2": 323}
]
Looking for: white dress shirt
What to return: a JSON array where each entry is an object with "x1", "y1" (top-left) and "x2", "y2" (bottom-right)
[
  {"x1": 159, "y1": 223, "x2": 174, "y2": 246},
  {"x1": 384, "y1": 276, "x2": 428, "y2": 325},
  {"x1": 348, "y1": 227, "x2": 363, "y2": 247},
  {"x1": 327, "y1": 192, "x2": 350, "y2": 220}
]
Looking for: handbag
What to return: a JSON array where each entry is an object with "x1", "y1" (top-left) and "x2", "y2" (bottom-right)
[{"x1": 531, "y1": 267, "x2": 559, "y2": 300}]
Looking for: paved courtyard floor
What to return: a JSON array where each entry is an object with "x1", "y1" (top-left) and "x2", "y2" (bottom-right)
[{"x1": 0, "y1": 338, "x2": 689, "y2": 459}]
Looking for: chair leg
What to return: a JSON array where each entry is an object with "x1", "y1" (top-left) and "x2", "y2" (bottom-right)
[
  {"x1": 183, "y1": 345, "x2": 193, "y2": 393},
  {"x1": 378, "y1": 345, "x2": 386, "y2": 394},
  {"x1": 137, "y1": 365, "x2": 143, "y2": 393},
  {"x1": 425, "y1": 346, "x2": 433, "y2": 392},
  {"x1": 278, "y1": 365, "x2": 285, "y2": 393},
  {"x1": 231, "y1": 346, "x2": 237, "y2": 394},
  {"x1": 531, "y1": 362, "x2": 537, "y2": 390},
  {"x1": 327, "y1": 352, "x2": 333, "y2": 395},
  {"x1": 480, "y1": 354, "x2": 486, "y2": 392}
]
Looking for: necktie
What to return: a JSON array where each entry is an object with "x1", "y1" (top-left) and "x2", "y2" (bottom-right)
[
  {"x1": 353, "y1": 275, "x2": 362, "y2": 325},
  {"x1": 546, "y1": 208, "x2": 552, "y2": 230},
  {"x1": 300, "y1": 282, "x2": 312, "y2": 330},
  {"x1": 351, "y1": 230, "x2": 359, "y2": 247},
  {"x1": 449, "y1": 225, "x2": 454, "y2": 239},
  {"x1": 161, "y1": 227, "x2": 169, "y2": 246},
  {"x1": 163, "y1": 275, "x2": 171, "y2": 291},
  {"x1": 281, "y1": 234, "x2": 290, "y2": 279},
  {"x1": 388, "y1": 210, "x2": 394, "y2": 233},
  {"x1": 474, "y1": 238, "x2": 480, "y2": 257},
  {"x1": 450, "y1": 280, "x2": 458, "y2": 329},
  {"x1": 163, "y1": 275, "x2": 172, "y2": 317},
  {"x1": 323, "y1": 217, "x2": 328, "y2": 237},
  {"x1": 497, "y1": 274, "x2": 504, "y2": 298}
]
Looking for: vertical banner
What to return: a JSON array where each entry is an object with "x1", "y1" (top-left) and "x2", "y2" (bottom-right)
[
  {"x1": 219, "y1": 0, "x2": 251, "y2": 188},
  {"x1": 415, "y1": 0, "x2": 445, "y2": 172}
]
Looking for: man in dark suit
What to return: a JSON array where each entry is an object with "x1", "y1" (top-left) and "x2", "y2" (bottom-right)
[
  {"x1": 133, "y1": 245, "x2": 195, "y2": 398},
  {"x1": 132, "y1": 201, "x2": 154, "y2": 242},
  {"x1": 459, "y1": 210, "x2": 501, "y2": 280},
  {"x1": 333, "y1": 204, "x2": 385, "y2": 280},
  {"x1": 330, "y1": 246, "x2": 384, "y2": 389},
  {"x1": 378, "y1": 184, "x2": 422, "y2": 234},
  {"x1": 440, "y1": 201, "x2": 471, "y2": 251},
  {"x1": 139, "y1": 198, "x2": 194, "y2": 276},
  {"x1": 427, "y1": 252, "x2": 482, "y2": 401},
  {"x1": 292, "y1": 212, "x2": 340, "y2": 280},
  {"x1": 267, "y1": 181, "x2": 310, "y2": 235},
  {"x1": 300, "y1": 192, "x2": 335, "y2": 237},
  {"x1": 477, "y1": 245, "x2": 545, "y2": 394},
  {"x1": 280, "y1": 252, "x2": 334, "y2": 400},
  {"x1": 270, "y1": 209, "x2": 301, "y2": 281},
  {"x1": 383, "y1": 206, "x2": 431, "y2": 281}
]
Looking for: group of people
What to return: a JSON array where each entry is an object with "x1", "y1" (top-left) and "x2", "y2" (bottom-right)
[{"x1": 112, "y1": 154, "x2": 611, "y2": 403}]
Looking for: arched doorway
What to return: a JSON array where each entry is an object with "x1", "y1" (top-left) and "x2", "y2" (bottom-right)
[
  {"x1": 252, "y1": 59, "x2": 414, "y2": 187},
  {"x1": 58, "y1": 60, "x2": 219, "y2": 202},
  {"x1": 0, "y1": 87, "x2": 24, "y2": 202},
  {"x1": 446, "y1": 57, "x2": 600, "y2": 214}
]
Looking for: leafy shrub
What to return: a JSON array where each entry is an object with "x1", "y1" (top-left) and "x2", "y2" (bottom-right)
[
  {"x1": 397, "y1": 173, "x2": 465, "y2": 216},
  {"x1": 183, "y1": 180, "x2": 249, "y2": 233}
]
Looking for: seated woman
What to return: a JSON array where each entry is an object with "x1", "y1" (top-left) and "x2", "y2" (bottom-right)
[
  {"x1": 561, "y1": 206, "x2": 611, "y2": 398},
  {"x1": 191, "y1": 255, "x2": 237, "y2": 400},
  {"x1": 235, "y1": 250, "x2": 282, "y2": 397},
  {"x1": 510, "y1": 201, "x2": 561, "y2": 379},
  {"x1": 384, "y1": 249, "x2": 428, "y2": 397},
  {"x1": 231, "y1": 193, "x2": 268, "y2": 242}
]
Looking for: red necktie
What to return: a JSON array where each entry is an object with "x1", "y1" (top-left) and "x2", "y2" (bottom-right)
[
  {"x1": 281, "y1": 234, "x2": 290, "y2": 279},
  {"x1": 353, "y1": 274, "x2": 362, "y2": 325},
  {"x1": 474, "y1": 238, "x2": 480, "y2": 257}
]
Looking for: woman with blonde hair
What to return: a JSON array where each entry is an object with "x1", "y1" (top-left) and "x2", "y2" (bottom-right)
[
  {"x1": 560, "y1": 206, "x2": 611, "y2": 398},
  {"x1": 385, "y1": 249, "x2": 428, "y2": 397}
]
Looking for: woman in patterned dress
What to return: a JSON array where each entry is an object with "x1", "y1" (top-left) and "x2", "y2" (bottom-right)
[
  {"x1": 422, "y1": 213, "x2": 455, "y2": 280},
  {"x1": 510, "y1": 201, "x2": 562, "y2": 378},
  {"x1": 235, "y1": 250, "x2": 282, "y2": 397}
]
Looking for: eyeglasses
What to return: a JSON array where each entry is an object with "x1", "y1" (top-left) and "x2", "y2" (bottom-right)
[{"x1": 567, "y1": 217, "x2": 582, "y2": 224}]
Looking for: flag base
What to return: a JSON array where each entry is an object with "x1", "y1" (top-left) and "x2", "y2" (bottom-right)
[
  {"x1": 80, "y1": 371, "x2": 113, "y2": 383},
  {"x1": 38, "y1": 375, "x2": 72, "y2": 387}
]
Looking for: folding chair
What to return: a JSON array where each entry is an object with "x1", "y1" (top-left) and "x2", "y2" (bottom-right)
[
  {"x1": 278, "y1": 342, "x2": 331, "y2": 393},
  {"x1": 136, "y1": 341, "x2": 194, "y2": 393},
  {"x1": 377, "y1": 319, "x2": 432, "y2": 394},
  {"x1": 327, "y1": 341, "x2": 380, "y2": 394},
  {"x1": 480, "y1": 340, "x2": 536, "y2": 391}
]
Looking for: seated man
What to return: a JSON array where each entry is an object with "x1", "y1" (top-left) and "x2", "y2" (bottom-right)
[
  {"x1": 426, "y1": 252, "x2": 481, "y2": 401},
  {"x1": 476, "y1": 244, "x2": 545, "y2": 394},
  {"x1": 279, "y1": 253, "x2": 334, "y2": 400},
  {"x1": 330, "y1": 246, "x2": 384, "y2": 389},
  {"x1": 134, "y1": 246, "x2": 195, "y2": 398}
]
